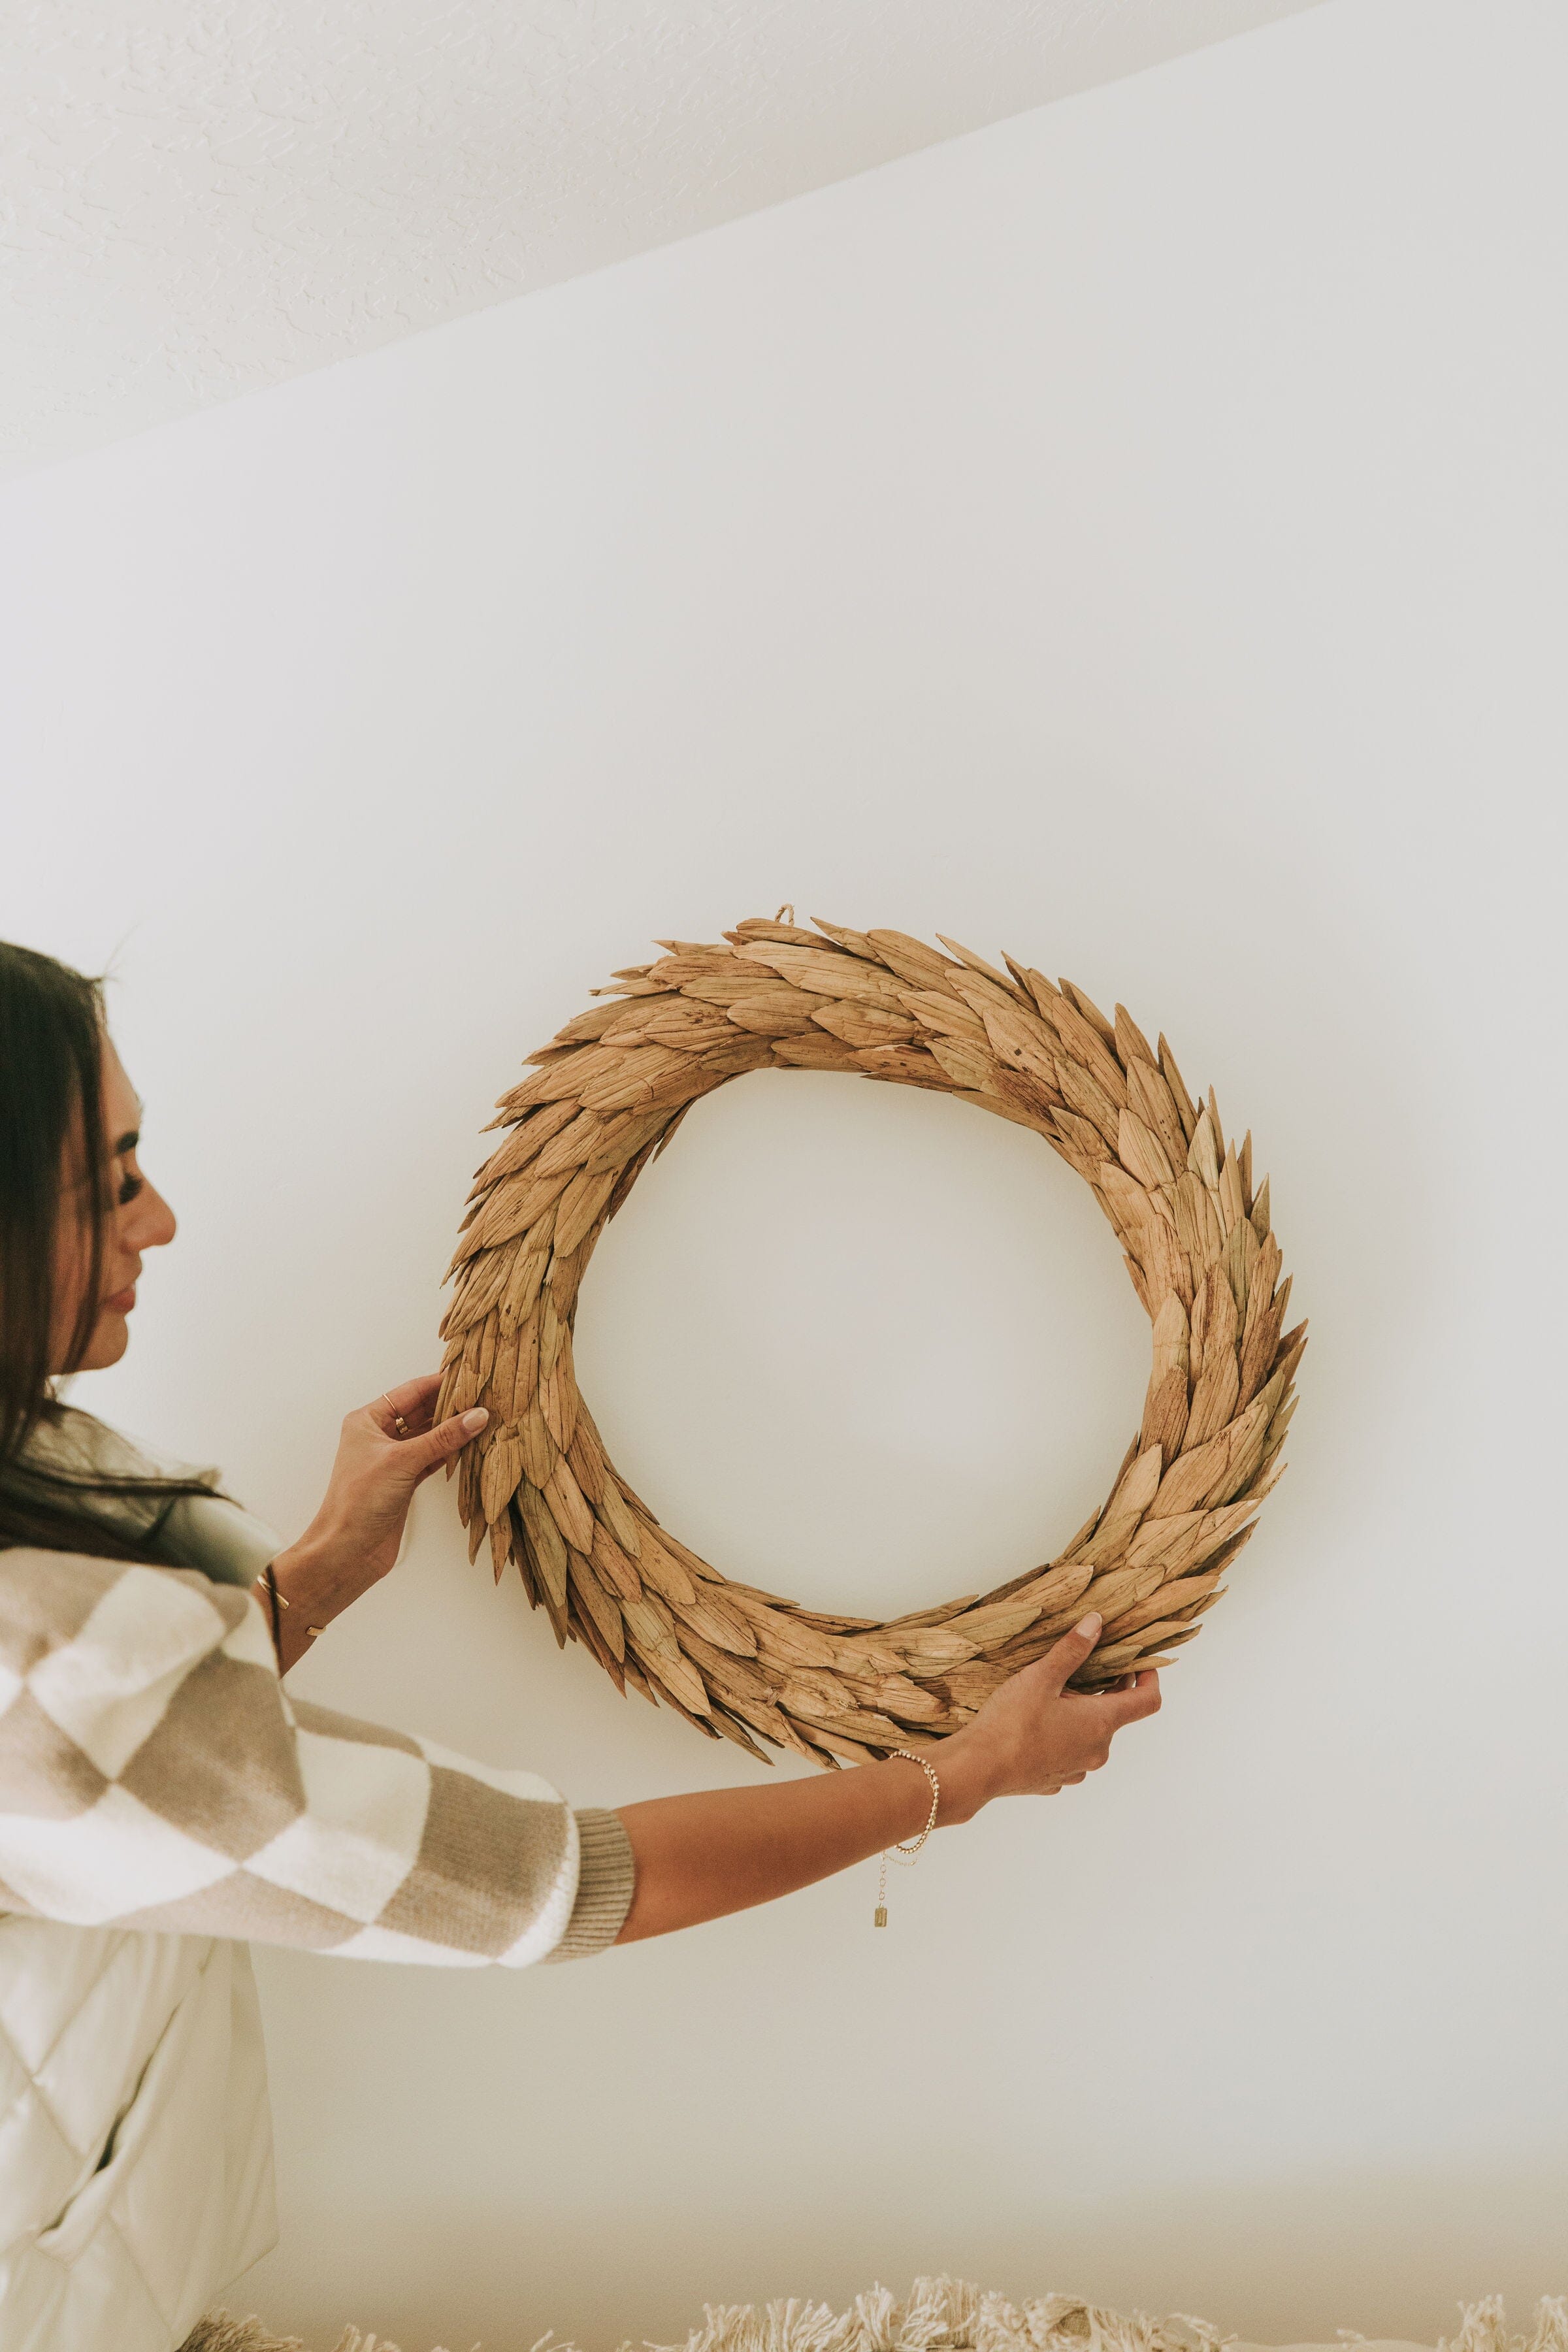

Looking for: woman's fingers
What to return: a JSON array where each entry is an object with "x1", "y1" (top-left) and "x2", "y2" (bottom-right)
[
  {"x1": 1037, "y1": 1611, "x2": 1105, "y2": 1694},
  {"x1": 370, "y1": 1372, "x2": 445, "y2": 1439},
  {"x1": 1060, "y1": 1673, "x2": 1160, "y2": 1756},
  {"x1": 406, "y1": 1405, "x2": 488, "y2": 1482},
  {"x1": 1094, "y1": 1669, "x2": 1163, "y2": 1729},
  {"x1": 1038, "y1": 1616, "x2": 1160, "y2": 1727}
]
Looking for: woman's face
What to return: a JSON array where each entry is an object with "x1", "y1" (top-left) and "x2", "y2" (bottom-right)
[{"x1": 50, "y1": 1032, "x2": 177, "y2": 1374}]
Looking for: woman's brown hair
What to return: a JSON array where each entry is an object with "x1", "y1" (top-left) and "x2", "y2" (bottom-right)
[{"x1": 0, "y1": 940, "x2": 220, "y2": 1559}]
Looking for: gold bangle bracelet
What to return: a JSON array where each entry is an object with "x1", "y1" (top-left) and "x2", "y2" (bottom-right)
[{"x1": 256, "y1": 1561, "x2": 286, "y2": 1674}]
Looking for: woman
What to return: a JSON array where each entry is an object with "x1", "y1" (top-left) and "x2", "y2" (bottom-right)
[{"x1": 0, "y1": 940, "x2": 1161, "y2": 2352}]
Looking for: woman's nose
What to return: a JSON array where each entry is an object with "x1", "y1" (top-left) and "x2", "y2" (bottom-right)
[{"x1": 131, "y1": 1184, "x2": 178, "y2": 1249}]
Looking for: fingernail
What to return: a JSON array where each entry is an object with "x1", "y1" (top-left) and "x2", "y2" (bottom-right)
[
  {"x1": 1075, "y1": 1612, "x2": 1102, "y2": 1639},
  {"x1": 461, "y1": 1409, "x2": 488, "y2": 1432}
]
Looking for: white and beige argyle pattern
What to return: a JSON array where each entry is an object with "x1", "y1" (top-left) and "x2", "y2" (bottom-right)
[{"x1": 0, "y1": 1548, "x2": 632, "y2": 1966}]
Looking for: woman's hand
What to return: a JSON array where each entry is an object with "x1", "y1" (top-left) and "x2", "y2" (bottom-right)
[
  {"x1": 924, "y1": 1612, "x2": 1162, "y2": 1825},
  {"x1": 259, "y1": 1377, "x2": 487, "y2": 1669},
  {"x1": 612, "y1": 1612, "x2": 1162, "y2": 1943}
]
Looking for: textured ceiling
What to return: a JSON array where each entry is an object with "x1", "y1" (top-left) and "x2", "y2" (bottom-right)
[{"x1": 2, "y1": 0, "x2": 1325, "y2": 478}]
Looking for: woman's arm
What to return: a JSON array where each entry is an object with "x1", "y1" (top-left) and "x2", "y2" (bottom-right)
[
  {"x1": 242, "y1": 1375, "x2": 1162, "y2": 1943},
  {"x1": 0, "y1": 1542, "x2": 627, "y2": 1963},
  {"x1": 613, "y1": 1616, "x2": 1158, "y2": 1941},
  {"x1": 0, "y1": 1541, "x2": 1154, "y2": 1967},
  {"x1": 255, "y1": 1374, "x2": 488, "y2": 1671}
]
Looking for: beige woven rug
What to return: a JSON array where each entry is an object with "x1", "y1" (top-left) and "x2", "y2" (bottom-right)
[{"x1": 184, "y1": 2276, "x2": 1568, "y2": 2352}]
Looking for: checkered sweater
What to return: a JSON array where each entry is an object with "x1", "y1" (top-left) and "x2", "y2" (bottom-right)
[
  {"x1": 0, "y1": 1432, "x2": 638, "y2": 2351},
  {"x1": 0, "y1": 1544, "x2": 634, "y2": 1964}
]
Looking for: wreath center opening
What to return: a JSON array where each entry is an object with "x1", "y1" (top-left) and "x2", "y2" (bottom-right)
[{"x1": 570, "y1": 1071, "x2": 1149, "y2": 1620}]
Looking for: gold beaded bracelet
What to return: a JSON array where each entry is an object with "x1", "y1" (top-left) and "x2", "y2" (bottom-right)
[{"x1": 875, "y1": 1749, "x2": 941, "y2": 1927}]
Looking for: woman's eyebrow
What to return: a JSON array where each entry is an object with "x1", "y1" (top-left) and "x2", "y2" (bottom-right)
[{"x1": 113, "y1": 1100, "x2": 145, "y2": 1154}]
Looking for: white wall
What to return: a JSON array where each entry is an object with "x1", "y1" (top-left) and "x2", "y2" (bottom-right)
[
  {"x1": 1, "y1": 0, "x2": 1326, "y2": 476},
  {"x1": 3, "y1": 1, "x2": 1565, "y2": 2344}
]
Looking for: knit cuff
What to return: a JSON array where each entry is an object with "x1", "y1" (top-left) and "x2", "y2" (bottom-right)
[{"x1": 544, "y1": 1807, "x2": 636, "y2": 1961}]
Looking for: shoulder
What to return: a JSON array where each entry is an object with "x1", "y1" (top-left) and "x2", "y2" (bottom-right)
[{"x1": 14, "y1": 1405, "x2": 280, "y2": 1586}]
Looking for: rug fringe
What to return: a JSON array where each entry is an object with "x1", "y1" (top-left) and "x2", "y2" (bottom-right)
[
  {"x1": 623, "y1": 2281, "x2": 1224, "y2": 2352},
  {"x1": 180, "y1": 2318, "x2": 309, "y2": 2352},
  {"x1": 180, "y1": 2314, "x2": 459, "y2": 2352},
  {"x1": 557, "y1": 2281, "x2": 1566, "y2": 2352},
  {"x1": 187, "y1": 2281, "x2": 1568, "y2": 2352},
  {"x1": 1439, "y1": 2302, "x2": 1568, "y2": 2352}
]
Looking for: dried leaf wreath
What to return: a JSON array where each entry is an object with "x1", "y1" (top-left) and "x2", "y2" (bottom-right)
[{"x1": 434, "y1": 914, "x2": 1304, "y2": 1768}]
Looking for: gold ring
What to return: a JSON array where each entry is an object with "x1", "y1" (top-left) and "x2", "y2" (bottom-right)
[{"x1": 382, "y1": 1392, "x2": 410, "y2": 1438}]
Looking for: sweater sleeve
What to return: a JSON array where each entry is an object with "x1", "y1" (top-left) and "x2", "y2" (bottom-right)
[{"x1": 0, "y1": 1548, "x2": 634, "y2": 1965}]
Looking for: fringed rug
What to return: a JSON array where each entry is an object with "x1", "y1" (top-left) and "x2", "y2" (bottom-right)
[
  {"x1": 184, "y1": 2276, "x2": 1568, "y2": 2352},
  {"x1": 180, "y1": 2317, "x2": 412, "y2": 2352}
]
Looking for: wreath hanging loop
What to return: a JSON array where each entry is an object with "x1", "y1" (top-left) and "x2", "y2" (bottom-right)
[{"x1": 436, "y1": 916, "x2": 1304, "y2": 1769}]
